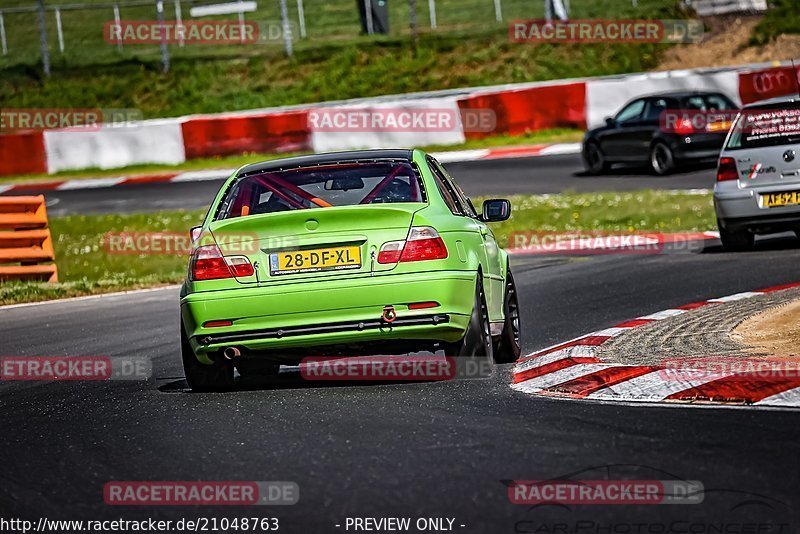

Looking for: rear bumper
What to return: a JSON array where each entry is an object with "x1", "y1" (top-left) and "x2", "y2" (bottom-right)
[
  {"x1": 715, "y1": 182, "x2": 800, "y2": 232},
  {"x1": 180, "y1": 270, "x2": 476, "y2": 361},
  {"x1": 670, "y1": 134, "x2": 725, "y2": 161}
]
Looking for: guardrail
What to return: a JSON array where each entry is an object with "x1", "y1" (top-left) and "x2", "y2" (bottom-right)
[
  {"x1": 0, "y1": 195, "x2": 58, "y2": 283},
  {"x1": 691, "y1": 0, "x2": 767, "y2": 16}
]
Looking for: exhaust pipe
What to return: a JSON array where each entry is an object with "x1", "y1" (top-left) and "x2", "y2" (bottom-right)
[{"x1": 223, "y1": 346, "x2": 242, "y2": 360}]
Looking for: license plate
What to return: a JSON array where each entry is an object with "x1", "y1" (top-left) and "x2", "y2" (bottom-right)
[
  {"x1": 761, "y1": 191, "x2": 800, "y2": 208},
  {"x1": 269, "y1": 246, "x2": 361, "y2": 275}
]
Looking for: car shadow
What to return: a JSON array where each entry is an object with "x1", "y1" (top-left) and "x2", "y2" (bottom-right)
[
  {"x1": 158, "y1": 353, "x2": 497, "y2": 394},
  {"x1": 702, "y1": 233, "x2": 800, "y2": 254},
  {"x1": 158, "y1": 370, "x2": 456, "y2": 394}
]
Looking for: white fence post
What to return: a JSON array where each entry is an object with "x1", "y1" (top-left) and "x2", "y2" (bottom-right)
[
  {"x1": 237, "y1": 0, "x2": 245, "y2": 43},
  {"x1": 427, "y1": 0, "x2": 437, "y2": 29},
  {"x1": 55, "y1": 8, "x2": 65, "y2": 53},
  {"x1": 174, "y1": 0, "x2": 184, "y2": 47},
  {"x1": 279, "y1": 0, "x2": 293, "y2": 56},
  {"x1": 365, "y1": 0, "x2": 374, "y2": 35},
  {"x1": 113, "y1": 5, "x2": 123, "y2": 51},
  {"x1": 493, "y1": 0, "x2": 502, "y2": 22},
  {"x1": 297, "y1": 0, "x2": 306, "y2": 38},
  {"x1": 0, "y1": 12, "x2": 7, "y2": 56}
]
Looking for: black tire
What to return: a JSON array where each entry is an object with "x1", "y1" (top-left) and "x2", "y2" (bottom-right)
[
  {"x1": 718, "y1": 222, "x2": 754, "y2": 252},
  {"x1": 446, "y1": 276, "x2": 494, "y2": 365},
  {"x1": 650, "y1": 142, "x2": 675, "y2": 175},
  {"x1": 181, "y1": 326, "x2": 235, "y2": 392},
  {"x1": 583, "y1": 142, "x2": 609, "y2": 175},
  {"x1": 494, "y1": 269, "x2": 521, "y2": 364}
]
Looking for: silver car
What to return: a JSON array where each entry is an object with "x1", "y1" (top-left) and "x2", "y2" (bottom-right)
[{"x1": 714, "y1": 97, "x2": 800, "y2": 251}]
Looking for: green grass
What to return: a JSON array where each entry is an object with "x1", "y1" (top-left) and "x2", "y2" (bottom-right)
[
  {"x1": 750, "y1": 0, "x2": 800, "y2": 45},
  {"x1": 0, "y1": 0, "x2": 680, "y2": 120},
  {"x1": 0, "y1": 210, "x2": 204, "y2": 305},
  {"x1": 0, "y1": 32, "x2": 668, "y2": 119},
  {"x1": 0, "y1": 190, "x2": 715, "y2": 305},
  {"x1": 0, "y1": 0, "x2": 674, "y2": 69},
  {"x1": 489, "y1": 190, "x2": 715, "y2": 248},
  {"x1": 0, "y1": 128, "x2": 584, "y2": 184}
]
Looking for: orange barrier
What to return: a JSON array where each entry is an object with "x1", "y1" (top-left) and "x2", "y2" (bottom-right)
[
  {"x1": 0, "y1": 196, "x2": 58, "y2": 282},
  {"x1": 0, "y1": 131, "x2": 49, "y2": 177}
]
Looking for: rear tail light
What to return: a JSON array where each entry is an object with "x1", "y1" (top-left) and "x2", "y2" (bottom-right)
[
  {"x1": 673, "y1": 118, "x2": 696, "y2": 135},
  {"x1": 190, "y1": 244, "x2": 254, "y2": 280},
  {"x1": 408, "y1": 301, "x2": 439, "y2": 310},
  {"x1": 377, "y1": 241, "x2": 404, "y2": 264},
  {"x1": 378, "y1": 227, "x2": 448, "y2": 264},
  {"x1": 716, "y1": 157, "x2": 739, "y2": 182},
  {"x1": 225, "y1": 256, "x2": 255, "y2": 277}
]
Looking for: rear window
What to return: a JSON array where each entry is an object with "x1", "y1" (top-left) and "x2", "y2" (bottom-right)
[
  {"x1": 216, "y1": 162, "x2": 425, "y2": 220},
  {"x1": 726, "y1": 103, "x2": 800, "y2": 150},
  {"x1": 680, "y1": 94, "x2": 737, "y2": 111}
]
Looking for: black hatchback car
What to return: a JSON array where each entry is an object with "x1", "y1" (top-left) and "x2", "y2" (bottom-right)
[{"x1": 582, "y1": 91, "x2": 739, "y2": 175}]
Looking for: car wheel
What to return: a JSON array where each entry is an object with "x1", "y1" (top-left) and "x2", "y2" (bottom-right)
[
  {"x1": 446, "y1": 276, "x2": 494, "y2": 364},
  {"x1": 718, "y1": 222, "x2": 754, "y2": 252},
  {"x1": 494, "y1": 269, "x2": 521, "y2": 364},
  {"x1": 583, "y1": 142, "x2": 609, "y2": 175},
  {"x1": 650, "y1": 142, "x2": 675, "y2": 175},
  {"x1": 181, "y1": 326, "x2": 235, "y2": 392}
]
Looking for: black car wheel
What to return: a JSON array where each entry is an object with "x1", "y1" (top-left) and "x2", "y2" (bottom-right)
[
  {"x1": 583, "y1": 142, "x2": 609, "y2": 175},
  {"x1": 650, "y1": 142, "x2": 675, "y2": 175},
  {"x1": 494, "y1": 269, "x2": 521, "y2": 364},
  {"x1": 718, "y1": 221, "x2": 754, "y2": 252},
  {"x1": 447, "y1": 276, "x2": 494, "y2": 367},
  {"x1": 181, "y1": 325, "x2": 235, "y2": 392}
]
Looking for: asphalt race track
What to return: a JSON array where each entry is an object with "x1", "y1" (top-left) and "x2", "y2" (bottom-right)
[
  {"x1": 2, "y1": 236, "x2": 799, "y2": 530},
  {"x1": 18, "y1": 154, "x2": 717, "y2": 216}
]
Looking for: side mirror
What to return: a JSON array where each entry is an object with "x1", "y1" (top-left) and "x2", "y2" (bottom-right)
[
  {"x1": 605, "y1": 117, "x2": 616, "y2": 127},
  {"x1": 190, "y1": 225, "x2": 203, "y2": 243},
  {"x1": 480, "y1": 199, "x2": 511, "y2": 223}
]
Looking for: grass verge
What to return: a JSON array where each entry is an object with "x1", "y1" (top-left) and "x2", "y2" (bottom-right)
[
  {"x1": 0, "y1": 191, "x2": 715, "y2": 306},
  {"x1": 0, "y1": 128, "x2": 584, "y2": 184}
]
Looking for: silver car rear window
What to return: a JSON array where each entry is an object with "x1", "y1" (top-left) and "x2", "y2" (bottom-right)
[{"x1": 726, "y1": 103, "x2": 800, "y2": 150}]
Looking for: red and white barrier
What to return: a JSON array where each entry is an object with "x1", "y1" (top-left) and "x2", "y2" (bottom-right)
[
  {"x1": 0, "y1": 131, "x2": 47, "y2": 176},
  {"x1": 2, "y1": 60, "x2": 799, "y2": 177},
  {"x1": 181, "y1": 110, "x2": 311, "y2": 159},
  {"x1": 309, "y1": 98, "x2": 466, "y2": 153},
  {"x1": 458, "y1": 81, "x2": 586, "y2": 138},
  {"x1": 42, "y1": 119, "x2": 186, "y2": 173},
  {"x1": 512, "y1": 282, "x2": 800, "y2": 408},
  {"x1": 585, "y1": 69, "x2": 740, "y2": 128}
]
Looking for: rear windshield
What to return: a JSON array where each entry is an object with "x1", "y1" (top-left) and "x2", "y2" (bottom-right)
[
  {"x1": 679, "y1": 94, "x2": 737, "y2": 111},
  {"x1": 726, "y1": 103, "x2": 800, "y2": 150},
  {"x1": 217, "y1": 161, "x2": 425, "y2": 220}
]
